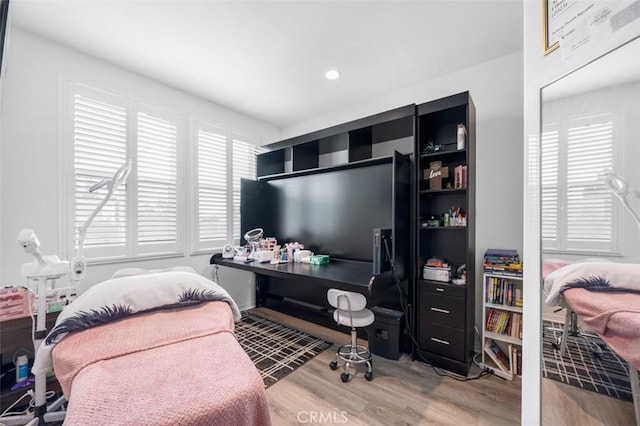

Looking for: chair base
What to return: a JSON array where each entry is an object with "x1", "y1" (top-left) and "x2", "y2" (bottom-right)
[
  {"x1": 330, "y1": 340, "x2": 374, "y2": 382},
  {"x1": 548, "y1": 309, "x2": 603, "y2": 357}
]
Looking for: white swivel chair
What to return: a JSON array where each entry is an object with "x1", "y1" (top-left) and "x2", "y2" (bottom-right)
[{"x1": 327, "y1": 289, "x2": 375, "y2": 382}]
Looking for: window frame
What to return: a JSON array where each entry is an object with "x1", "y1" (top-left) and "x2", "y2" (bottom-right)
[
  {"x1": 190, "y1": 117, "x2": 233, "y2": 253},
  {"x1": 541, "y1": 112, "x2": 622, "y2": 256},
  {"x1": 190, "y1": 118, "x2": 260, "y2": 254},
  {"x1": 61, "y1": 78, "x2": 186, "y2": 263}
]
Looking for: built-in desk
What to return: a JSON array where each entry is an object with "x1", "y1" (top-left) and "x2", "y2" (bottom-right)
[
  {"x1": 211, "y1": 255, "x2": 397, "y2": 327},
  {"x1": 213, "y1": 257, "x2": 377, "y2": 294}
]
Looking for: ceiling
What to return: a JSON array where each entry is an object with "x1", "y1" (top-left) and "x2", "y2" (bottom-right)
[{"x1": 10, "y1": 0, "x2": 523, "y2": 130}]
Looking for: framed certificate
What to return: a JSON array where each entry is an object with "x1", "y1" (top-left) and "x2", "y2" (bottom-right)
[{"x1": 543, "y1": 0, "x2": 561, "y2": 55}]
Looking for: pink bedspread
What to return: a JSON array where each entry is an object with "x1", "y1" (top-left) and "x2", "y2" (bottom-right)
[
  {"x1": 563, "y1": 288, "x2": 640, "y2": 370},
  {"x1": 52, "y1": 301, "x2": 271, "y2": 425}
]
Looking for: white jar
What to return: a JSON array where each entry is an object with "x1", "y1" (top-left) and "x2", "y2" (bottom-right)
[{"x1": 457, "y1": 124, "x2": 466, "y2": 150}]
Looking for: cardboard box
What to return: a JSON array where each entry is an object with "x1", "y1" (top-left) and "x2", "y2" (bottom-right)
[{"x1": 0, "y1": 286, "x2": 33, "y2": 321}]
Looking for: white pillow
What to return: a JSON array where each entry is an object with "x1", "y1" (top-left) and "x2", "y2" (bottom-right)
[{"x1": 111, "y1": 266, "x2": 198, "y2": 279}]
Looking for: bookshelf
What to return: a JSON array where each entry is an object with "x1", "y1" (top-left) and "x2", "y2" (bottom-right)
[
  {"x1": 480, "y1": 271, "x2": 523, "y2": 380},
  {"x1": 414, "y1": 92, "x2": 476, "y2": 375}
]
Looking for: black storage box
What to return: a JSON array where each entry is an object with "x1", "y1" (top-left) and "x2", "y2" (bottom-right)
[{"x1": 368, "y1": 306, "x2": 404, "y2": 360}]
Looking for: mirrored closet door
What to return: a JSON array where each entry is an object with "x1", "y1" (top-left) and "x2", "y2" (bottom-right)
[{"x1": 540, "y1": 36, "x2": 640, "y2": 425}]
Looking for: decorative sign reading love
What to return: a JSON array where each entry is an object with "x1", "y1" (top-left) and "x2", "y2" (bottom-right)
[{"x1": 425, "y1": 161, "x2": 449, "y2": 189}]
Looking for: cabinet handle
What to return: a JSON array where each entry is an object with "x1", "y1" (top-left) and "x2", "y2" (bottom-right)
[
  {"x1": 436, "y1": 287, "x2": 445, "y2": 292},
  {"x1": 430, "y1": 337, "x2": 450, "y2": 345},
  {"x1": 430, "y1": 307, "x2": 450, "y2": 314}
]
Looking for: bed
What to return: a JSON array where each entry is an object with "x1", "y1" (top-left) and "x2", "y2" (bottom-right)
[
  {"x1": 32, "y1": 270, "x2": 271, "y2": 426},
  {"x1": 543, "y1": 260, "x2": 640, "y2": 425}
]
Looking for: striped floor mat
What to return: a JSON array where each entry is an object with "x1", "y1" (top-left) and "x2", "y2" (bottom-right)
[
  {"x1": 542, "y1": 320, "x2": 632, "y2": 401},
  {"x1": 235, "y1": 312, "x2": 332, "y2": 388}
]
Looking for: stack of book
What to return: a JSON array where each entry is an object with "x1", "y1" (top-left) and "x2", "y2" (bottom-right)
[
  {"x1": 483, "y1": 249, "x2": 522, "y2": 277},
  {"x1": 484, "y1": 338, "x2": 522, "y2": 377},
  {"x1": 486, "y1": 277, "x2": 523, "y2": 307},
  {"x1": 483, "y1": 339, "x2": 510, "y2": 373},
  {"x1": 486, "y1": 309, "x2": 522, "y2": 339},
  {"x1": 454, "y1": 165, "x2": 467, "y2": 189}
]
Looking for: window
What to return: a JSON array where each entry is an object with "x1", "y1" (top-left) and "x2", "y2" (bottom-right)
[
  {"x1": 67, "y1": 82, "x2": 183, "y2": 260},
  {"x1": 193, "y1": 122, "x2": 261, "y2": 251},
  {"x1": 541, "y1": 113, "x2": 618, "y2": 253},
  {"x1": 135, "y1": 107, "x2": 180, "y2": 254},
  {"x1": 195, "y1": 123, "x2": 228, "y2": 248},
  {"x1": 232, "y1": 134, "x2": 258, "y2": 242}
]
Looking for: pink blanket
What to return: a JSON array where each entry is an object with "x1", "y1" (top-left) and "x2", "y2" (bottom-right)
[
  {"x1": 563, "y1": 288, "x2": 640, "y2": 370},
  {"x1": 52, "y1": 301, "x2": 271, "y2": 425}
]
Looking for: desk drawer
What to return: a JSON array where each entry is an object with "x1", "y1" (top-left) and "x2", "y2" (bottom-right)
[
  {"x1": 418, "y1": 293, "x2": 465, "y2": 330},
  {"x1": 419, "y1": 323, "x2": 466, "y2": 361},
  {"x1": 420, "y1": 280, "x2": 465, "y2": 299}
]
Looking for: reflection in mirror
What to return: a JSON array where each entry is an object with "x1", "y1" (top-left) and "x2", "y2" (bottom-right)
[{"x1": 540, "y1": 36, "x2": 640, "y2": 425}]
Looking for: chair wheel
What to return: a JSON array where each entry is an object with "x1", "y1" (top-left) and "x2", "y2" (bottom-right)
[
  {"x1": 340, "y1": 373, "x2": 349, "y2": 383},
  {"x1": 329, "y1": 361, "x2": 338, "y2": 370},
  {"x1": 364, "y1": 371, "x2": 373, "y2": 381}
]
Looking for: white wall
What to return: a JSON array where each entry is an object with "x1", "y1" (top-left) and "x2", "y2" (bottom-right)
[
  {"x1": 0, "y1": 5, "x2": 14, "y2": 282},
  {"x1": 0, "y1": 28, "x2": 279, "y2": 309},
  {"x1": 523, "y1": 1, "x2": 640, "y2": 424},
  {"x1": 281, "y1": 51, "x2": 525, "y2": 342}
]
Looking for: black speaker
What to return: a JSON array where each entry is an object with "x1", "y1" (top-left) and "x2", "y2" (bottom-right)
[{"x1": 373, "y1": 228, "x2": 392, "y2": 274}]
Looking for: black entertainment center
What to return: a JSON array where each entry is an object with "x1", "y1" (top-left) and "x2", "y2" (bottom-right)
[{"x1": 211, "y1": 92, "x2": 476, "y2": 375}]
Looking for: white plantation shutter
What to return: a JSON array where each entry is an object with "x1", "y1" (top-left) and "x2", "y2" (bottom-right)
[
  {"x1": 136, "y1": 110, "x2": 179, "y2": 250},
  {"x1": 68, "y1": 82, "x2": 184, "y2": 260},
  {"x1": 232, "y1": 135, "x2": 258, "y2": 242},
  {"x1": 565, "y1": 115, "x2": 615, "y2": 251},
  {"x1": 542, "y1": 113, "x2": 617, "y2": 254},
  {"x1": 196, "y1": 125, "x2": 228, "y2": 245},
  {"x1": 541, "y1": 125, "x2": 559, "y2": 249},
  {"x1": 72, "y1": 89, "x2": 128, "y2": 257}
]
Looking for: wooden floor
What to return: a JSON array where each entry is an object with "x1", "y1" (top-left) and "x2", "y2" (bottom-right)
[
  {"x1": 254, "y1": 308, "x2": 636, "y2": 426},
  {"x1": 542, "y1": 378, "x2": 636, "y2": 426}
]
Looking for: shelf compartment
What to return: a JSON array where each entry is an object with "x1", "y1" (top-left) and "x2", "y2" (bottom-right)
[
  {"x1": 420, "y1": 187, "x2": 467, "y2": 195},
  {"x1": 292, "y1": 140, "x2": 320, "y2": 171},
  {"x1": 258, "y1": 154, "x2": 392, "y2": 181},
  {"x1": 484, "y1": 330, "x2": 522, "y2": 345},
  {"x1": 420, "y1": 149, "x2": 467, "y2": 159},
  {"x1": 256, "y1": 149, "x2": 285, "y2": 177},
  {"x1": 420, "y1": 225, "x2": 466, "y2": 230},
  {"x1": 485, "y1": 303, "x2": 522, "y2": 313}
]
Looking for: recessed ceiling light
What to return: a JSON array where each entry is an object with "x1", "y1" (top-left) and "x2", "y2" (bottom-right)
[{"x1": 325, "y1": 69, "x2": 341, "y2": 80}]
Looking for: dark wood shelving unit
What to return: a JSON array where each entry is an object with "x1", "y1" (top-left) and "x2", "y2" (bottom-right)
[
  {"x1": 245, "y1": 91, "x2": 478, "y2": 377},
  {"x1": 256, "y1": 105, "x2": 415, "y2": 178},
  {"x1": 413, "y1": 91, "x2": 476, "y2": 376}
]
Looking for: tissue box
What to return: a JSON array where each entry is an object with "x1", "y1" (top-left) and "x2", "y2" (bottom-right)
[{"x1": 309, "y1": 255, "x2": 330, "y2": 265}]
